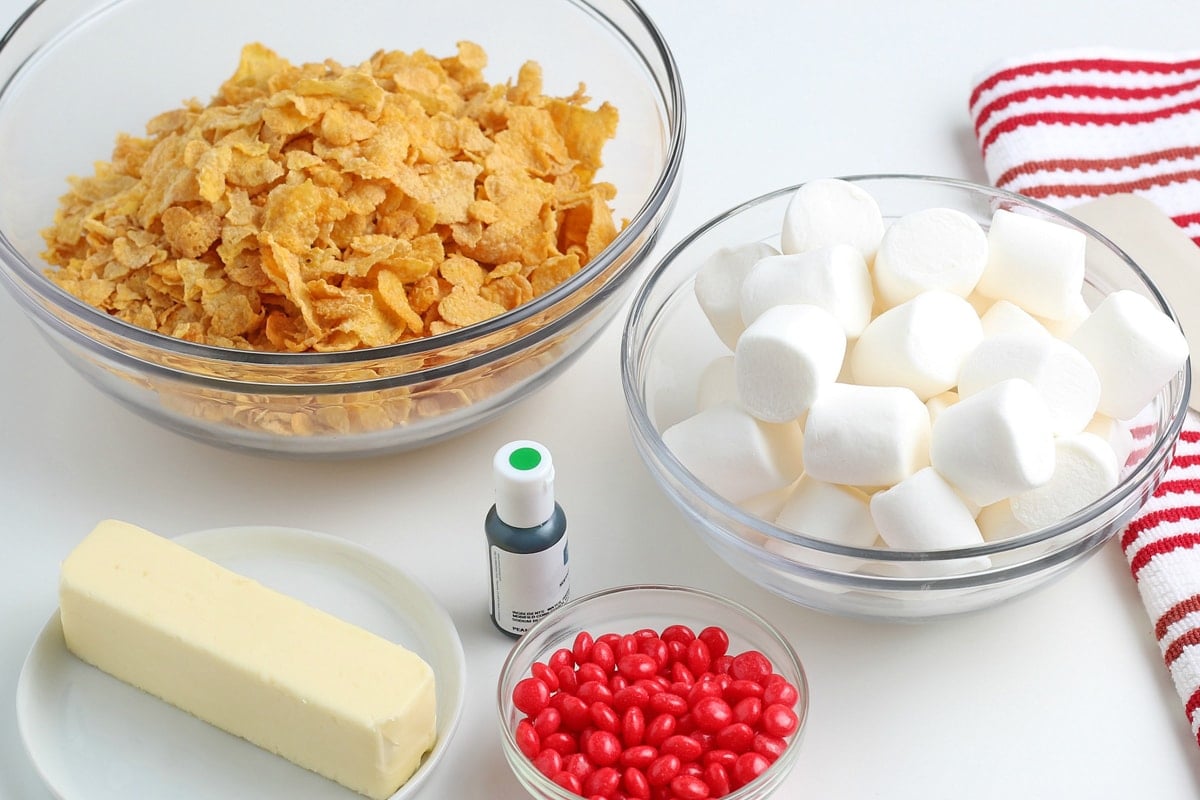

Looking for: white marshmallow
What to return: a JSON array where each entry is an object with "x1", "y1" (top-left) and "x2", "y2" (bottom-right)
[
  {"x1": 979, "y1": 299, "x2": 1051, "y2": 340},
  {"x1": 780, "y1": 178, "x2": 885, "y2": 260},
  {"x1": 870, "y1": 467, "x2": 986, "y2": 551},
  {"x1": 644, "y1": 296, "x2": 729, "y2": 432},
  {"x1": 927, "y1": 404, "x2": 982, "y2": 535},
  {"x1": 739, "y1": 245, "x2": 874, "y2": 337},
  {"x1": 1037, "y1": 292, "x2": 1091, "y2": 339},
  {"x1": 735, "y1": 304, "x2": 846, "y2": 423},
  {"x1": 694, "y1": 242, "x2": 779, "y2": 350},
  {"x1": 872, "y1": 207, "x2": 988, "y2": 308},
  {"x1": 930, "y1": 378, "x2": 1056, "y2": 506},
  {"x1": 956, "y1": 332, "x2": 1102, "y2": 435},
  {"x1": 774, "y1": 475, "x2": 879, "y2": 548},
  {"x1": 803, "y1": 383, "x2": 931, "y2": 487},
  {"x1": 1009, "y1": 432, "x2": 1120, "y2": 530},
  {"x1": 739, "y1": 479, "x2": 799, "y2": 522},
  {"x1": 926, "y1": 391, "x2": 959, "y2": 425},
  {"x1": 1084, "y1": 414, "x2": 1136, "y2": 472},
  {"x1": 662, "y1": 404, "x2": 804, "y2": 504},
  {"x1": 976, "y1": 209, "x2": 1086, "y2": 320},
  {"x1": 696, "y1": 355, "x2": 737, "y2": 412},
  {"x1": 1069, "y1": 289, "x2": 1190, "y2": 419},
  {"x1": 850, "y1": 290, "x2": 983, "y2": 400},
  {"x1": 977, "y1": 500, "x2": 1030, "y2": 542}
]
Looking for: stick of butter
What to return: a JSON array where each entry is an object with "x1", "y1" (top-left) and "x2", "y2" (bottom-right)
[{"x1": 59, "y1": 520, "x2": 437, "y2": 800}]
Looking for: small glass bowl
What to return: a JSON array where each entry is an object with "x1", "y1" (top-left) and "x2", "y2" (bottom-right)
[
  {"x1": 496, "y1": 585, "x2": 809, "y2": 800},
  {"x1": 0, "y1": 0, "x2": 684, "y2": 457},
  {"x1": 621, "y1": 174, "x2": 1191, "y2": 621}
]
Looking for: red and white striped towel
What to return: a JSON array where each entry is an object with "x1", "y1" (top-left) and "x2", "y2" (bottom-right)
[
  {"x1": 970, "y1": 50, "x2": 1200, "y2": 746},
  {"x1": 970, "y1": 49, "x2": 1200, "y2": 246}
]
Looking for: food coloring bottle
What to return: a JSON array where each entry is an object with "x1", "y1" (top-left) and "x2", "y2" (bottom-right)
[{"x1": 486, "y1": 440, "x2": 570, "y2": 637}]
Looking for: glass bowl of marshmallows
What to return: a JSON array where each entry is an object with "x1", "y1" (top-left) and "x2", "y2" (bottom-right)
[{"x1": 621, "y1": 174, "x2": 1190, "y2": 621}]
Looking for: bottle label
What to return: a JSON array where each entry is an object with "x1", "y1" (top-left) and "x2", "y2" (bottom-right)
[{"x1": 490, "y1": 536, "x2": 570, "y2": 636}]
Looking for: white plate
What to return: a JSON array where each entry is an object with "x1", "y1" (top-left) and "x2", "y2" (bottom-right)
[{"x1": 15, "y1": 526, "x2": 467, "y2": 800}]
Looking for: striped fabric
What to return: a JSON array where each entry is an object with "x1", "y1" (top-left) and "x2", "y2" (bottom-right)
[
  {"x1": 1119, "y1": 428, "x2": 1200, "y2": 745},
  {"x1": 970, "y1": 50, "x2": 1200, "y2": 245},
  {"x1": 971, "y1": 50, "x2": 1200, "y2": 746}
]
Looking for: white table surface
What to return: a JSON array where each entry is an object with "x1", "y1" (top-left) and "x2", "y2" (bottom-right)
[{"x1": 3, "y1": 1, "x2": 1200, "y2": 798}]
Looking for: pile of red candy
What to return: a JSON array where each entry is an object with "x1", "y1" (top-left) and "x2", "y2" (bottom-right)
[{"x1": 510, "y1": 624, "x2": 802, "y2": 799}]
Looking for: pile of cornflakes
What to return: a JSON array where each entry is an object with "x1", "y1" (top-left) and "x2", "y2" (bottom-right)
[{"x1": 41, "y1": 41, "x2": 620, "y2": 352}]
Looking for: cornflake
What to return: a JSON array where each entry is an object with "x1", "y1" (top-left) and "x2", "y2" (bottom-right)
[{"x1": 42, "y1": 41, "x2": 620, "y2": 352}]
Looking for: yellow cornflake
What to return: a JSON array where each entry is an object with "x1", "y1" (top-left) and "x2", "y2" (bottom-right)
[{"x1": 41, "y1": 41, "x2": 621, "y2": 352}]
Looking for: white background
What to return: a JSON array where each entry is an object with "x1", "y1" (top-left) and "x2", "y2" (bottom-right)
[{"x1": 3, "y1": 1, "x2": 1200, "y2": 798}]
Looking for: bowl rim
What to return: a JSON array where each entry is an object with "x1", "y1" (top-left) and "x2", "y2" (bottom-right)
[
  {"x1": 495, "y1": 583, "x2": 809, "y2": 799},
  {"x1": 620, "y1": 173, "x2": 1192, "y2": 565},
  {"x1": 0, "y1": 0, "x2": 687, "y2": 369}
]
